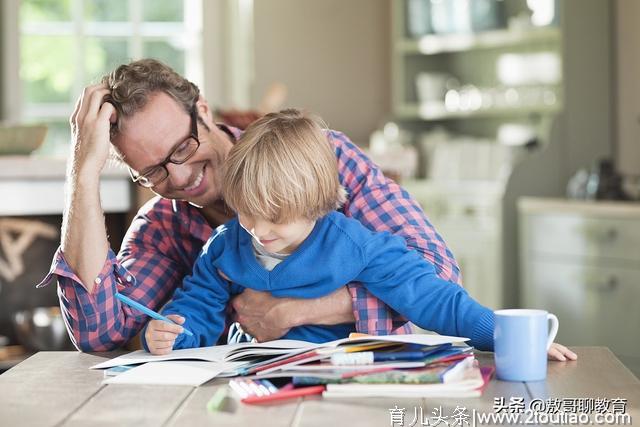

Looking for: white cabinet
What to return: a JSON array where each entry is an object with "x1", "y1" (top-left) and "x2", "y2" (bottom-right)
[
  {"x1": 519, "y1": 197, "x2": 640, "y2": 375},
  {"x1": 403, "y1": 179, "x2": 504, "y2": 309},
  {"x1": 391, "y1": 0, "x2": 614, "y2": 309},
  {"x1": 391, "y1": 0, "x2": 563, "y2": 122}
]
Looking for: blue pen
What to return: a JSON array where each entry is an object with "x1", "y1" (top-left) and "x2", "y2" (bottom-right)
[{"x1": 115, "y1": 292, "x2": 194, "y2": 337}]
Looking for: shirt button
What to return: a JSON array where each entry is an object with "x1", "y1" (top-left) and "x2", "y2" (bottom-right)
[
  {"x1": 94, "y1": 277, "x2": 102, "y2": 284},
  {"x1": 126, "y1": 275, "x2": 133, "y2": 282}
]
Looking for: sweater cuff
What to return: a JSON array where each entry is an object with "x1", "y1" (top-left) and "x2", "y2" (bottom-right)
[
  {"x1": 140, "y1": 323, "x2": 151, "y2": 352},
  {"x1": 470, "y1": 310, "x2": 495, "y2": 351}
]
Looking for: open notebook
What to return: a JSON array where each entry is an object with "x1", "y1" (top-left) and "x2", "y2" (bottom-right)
[{"x1": 91, "y1": 334, "x2": 469, "y2": 370}]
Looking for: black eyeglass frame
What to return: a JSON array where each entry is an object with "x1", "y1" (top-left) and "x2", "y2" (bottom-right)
[{"x1": 127, "y1": 105, "x2": 201, "y2": 188}]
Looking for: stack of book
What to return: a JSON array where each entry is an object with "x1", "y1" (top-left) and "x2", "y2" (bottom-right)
[
  {"x1": 91, "y1": 334, "x2": 493, "y2": 399},
  {"x1": 242, "y1": 334, "x2": 493, "y2": 398}
]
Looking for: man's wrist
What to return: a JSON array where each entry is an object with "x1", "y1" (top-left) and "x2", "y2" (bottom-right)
[
  {"x1": 276, "y1": 288, "x2": 356, "y2": 329},
  {"x1": 273, "y1": 298, "x2": 305, "y2": 329}
]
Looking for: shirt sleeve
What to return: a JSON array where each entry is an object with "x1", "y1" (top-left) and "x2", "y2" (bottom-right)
[
  {"x1": 37, "y1": 200, "x2": 190, "y2": 351},
  {"x1": 330, "y1": 130, "x2": 461, "y2": 335},
  {"x1": 149, "y1": 231, "x2": 230, "y2": 350},
  {"x1": 356, "y1": 231, "x2": 494, "y2": 351}
]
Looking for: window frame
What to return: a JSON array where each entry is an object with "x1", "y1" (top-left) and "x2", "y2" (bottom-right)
[{"x1": 2, "y1": 0, "x2": 212, "y2": 151}]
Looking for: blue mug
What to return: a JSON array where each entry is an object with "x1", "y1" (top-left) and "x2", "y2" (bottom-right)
[{"x1": 494, "y1": 309, "x2": 559, "y2": 381}]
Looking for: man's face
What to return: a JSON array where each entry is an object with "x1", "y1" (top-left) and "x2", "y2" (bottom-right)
[{"x1": 113, "y1": 92, "x2": 234, "y2": 208}]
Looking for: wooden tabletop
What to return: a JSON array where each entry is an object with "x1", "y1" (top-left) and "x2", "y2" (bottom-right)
[{"x1": 0, "y1": 347, "x2": 638, "y2": 426}]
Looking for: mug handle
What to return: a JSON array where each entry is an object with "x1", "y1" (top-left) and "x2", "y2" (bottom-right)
[{"x1": 546, "y1": 313, "x2": 559, "y2": 350}]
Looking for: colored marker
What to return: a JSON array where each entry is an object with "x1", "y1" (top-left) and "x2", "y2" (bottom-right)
[
  {"x1": 207, "y1": 387, "x2": 229, "y2": 412},
  {"x1": 241, "y1": 385, "x2": 326, "y2": 404}
]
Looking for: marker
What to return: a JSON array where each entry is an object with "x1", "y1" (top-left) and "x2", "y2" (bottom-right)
[
  {"x1": 258, "y1": 379, "x2": 279, "y2": 394},
  {"x1": 331, "y1": 350, "x2": 444, "y2": 365},
  {"x1": 207, "y1": 387, "x2": 229, "y2": 412},
  {"x1": 228, "y1": 380, "x2": 251, "y2": 398},
  {"x1": 241, "y1": 385, "x2": 326, "y2": 404},
  {"x1": 115, "y1": 293, "x2": 193, "y2": 336}
]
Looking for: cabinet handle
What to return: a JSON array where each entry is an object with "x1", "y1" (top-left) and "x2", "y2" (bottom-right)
[
  {"x1": 463, "y1": 206, "x2": 477, "y2": 217},
  {"x1": 584, "y1": 226, "x2": 618, "y2": 244},
  {"x1": 602, "y1": 228, "x2": 618, "y2": 243},
  {"x1": 589, "y1": 276, "x2": 619, "y2": 293}
]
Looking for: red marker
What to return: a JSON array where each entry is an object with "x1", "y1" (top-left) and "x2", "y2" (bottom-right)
[{"x1": 241, "y1": 385, "x2": 326, "y2": 404}]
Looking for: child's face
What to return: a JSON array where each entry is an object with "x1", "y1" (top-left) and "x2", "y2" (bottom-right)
[{"x1": 238, "y1": 214, "x2": 316, "y2": 254}]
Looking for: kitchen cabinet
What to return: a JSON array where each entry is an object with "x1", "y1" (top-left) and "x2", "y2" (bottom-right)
[
  {"x1": 391, "y1": 0, "x2": 613, "y2": 307},
  {"x1": 402, "y1": 179, "x2": 504, "y2": 309},
  {"x1": 519, "y1": 197, "x2": 640, "y2": 376},
  {"x1": 392, "y1": 0, "x2": 562, "y2": 123}
]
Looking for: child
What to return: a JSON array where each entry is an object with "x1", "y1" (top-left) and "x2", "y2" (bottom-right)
[{"x1": 143, "y1": 109, "x2": 576, "y2": 362}]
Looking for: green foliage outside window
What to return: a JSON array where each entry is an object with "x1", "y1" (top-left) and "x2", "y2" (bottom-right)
[{"x1": 19, "y1": 0, "x2": 190, "y2": 153}]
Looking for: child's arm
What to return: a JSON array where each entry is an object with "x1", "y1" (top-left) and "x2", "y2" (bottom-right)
[
  {"x1": 330, "y1": 130, "x2": 460, "y2": 334},
  {"x1": 356, "y1": 232, "x2": 495, "y2": 351},
  {"x1": 140, "y1": 235, "x2": 231, "y2": 351},
  {"x1": 549, "y1": 342, "x2": 578, "y2": 361}
]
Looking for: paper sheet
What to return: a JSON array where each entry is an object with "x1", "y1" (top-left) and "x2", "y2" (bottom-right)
[
  {"x1": 102, "y1": 361, "x2": 246, "y2": 386},
  {"x1": 90, "y1": 339, "x2": 315, "y2": 370}
]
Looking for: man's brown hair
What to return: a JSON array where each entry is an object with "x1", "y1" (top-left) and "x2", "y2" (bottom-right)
[{"x1": 101, "y1": 58, "x2": 200, "y2": 139}]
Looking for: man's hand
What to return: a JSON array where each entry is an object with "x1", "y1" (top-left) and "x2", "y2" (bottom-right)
[
  {"x1": 69, "y1": 83, "x2": 116, "y2": 178},
  {"x1": 144, "y1": 314, "x2": 186, "y2": 355},
  {"x1": 230, "y1": 287, "x2": 356, "y2": 342},
  {"x1": 230, "y1": 289, "x2": 292, "y2": 342}
]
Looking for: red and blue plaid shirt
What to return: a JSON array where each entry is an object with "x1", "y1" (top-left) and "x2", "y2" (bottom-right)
[{"x1": 38, "y1": 127, "x2": 460, "y2": 351}]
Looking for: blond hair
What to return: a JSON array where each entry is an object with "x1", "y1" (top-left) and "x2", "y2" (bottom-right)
[
  {"x1": 101, "y1": 58, "x2": 201, "y2": 140},
  {"x1": 223, "y1": 109, "x2": 347, "y2": 223}
]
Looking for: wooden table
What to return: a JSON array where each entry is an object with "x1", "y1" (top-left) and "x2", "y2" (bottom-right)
[{"x1": 1, "y1": 347, "x2": 638, "y2": 426}]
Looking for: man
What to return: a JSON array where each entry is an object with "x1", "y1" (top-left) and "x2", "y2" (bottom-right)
[{"x1": 38, "y1": 59, "x2": 460, "y2": 351}]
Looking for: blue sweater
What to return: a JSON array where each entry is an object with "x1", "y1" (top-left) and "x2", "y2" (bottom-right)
[{"x1": 146, "y1": 211, "x2": 495, "y2": 351}]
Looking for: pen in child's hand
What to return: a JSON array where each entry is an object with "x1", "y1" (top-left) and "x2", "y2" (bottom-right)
[{"x1": 115, "y1": 293, "x2": 194, "y2": 336}]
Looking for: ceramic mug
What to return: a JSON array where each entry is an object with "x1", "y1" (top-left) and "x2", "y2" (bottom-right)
[{"x1": 494, "y1": 309, "x2": 559, "y2": 381}]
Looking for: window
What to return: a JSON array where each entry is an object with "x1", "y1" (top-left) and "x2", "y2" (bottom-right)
[{"x1": 16, "y1": 0, "x2": 203, "y2": 155}]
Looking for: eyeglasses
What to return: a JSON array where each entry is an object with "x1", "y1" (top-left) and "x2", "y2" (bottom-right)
[{"x1": 128, "y1": 106, "x2": 201, "y2": 188}]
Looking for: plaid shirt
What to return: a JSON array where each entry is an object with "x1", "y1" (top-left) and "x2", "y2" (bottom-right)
[{"x1": 38, "y1": 127, "x2": 460, "y2": 351}]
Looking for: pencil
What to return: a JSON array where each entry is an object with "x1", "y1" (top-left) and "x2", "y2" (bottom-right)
[{"x1": 115, "y1": 293, "x2": 194, "y2": 336}]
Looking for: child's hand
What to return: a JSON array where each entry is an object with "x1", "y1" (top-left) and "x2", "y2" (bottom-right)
[
  {"x1": 548, "y1": 342, "x2": 578, "y2": 361},
  {"x1": 145, "y1": 314, "x2": 186, "y2": 355}
]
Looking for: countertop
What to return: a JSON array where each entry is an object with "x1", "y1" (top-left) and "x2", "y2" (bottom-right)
[
  {"x1": 0, "y1": 155, "x2": 131, "y2": 215},
  {"x1": 519, "y1": 197, "x2": 640, "y2": 216},
  {"x1": 0, "y1": 155, "x2": 128, "y2": 179}
]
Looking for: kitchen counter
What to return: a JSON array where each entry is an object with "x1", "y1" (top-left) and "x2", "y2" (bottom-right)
[
  {"x1": 0, "y1": 155, "x2": 131, "y2": 215},
  {"x1": 519, "y1": 197, "x2": 640, "y2": 217}
]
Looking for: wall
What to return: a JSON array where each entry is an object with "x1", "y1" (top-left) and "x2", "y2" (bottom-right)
[
  {"x1": 614, "y1": 0, "x2": 640, "y2": 177},
  {"x1": 0, "y1": 5, "x2": 4, "y2": 121},
  {"x1": 252, "y1": 0, "x2": 390, "y2": 144},
  {"x1": 1, "y1": 0, "x2": 20, "y2": 123}
]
